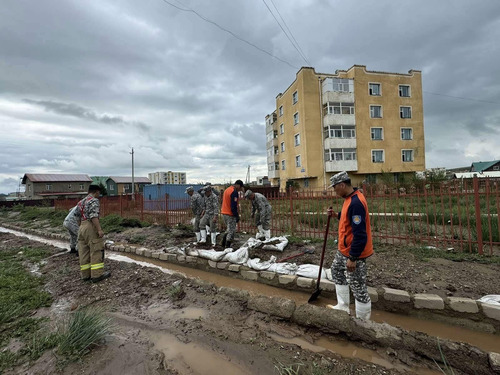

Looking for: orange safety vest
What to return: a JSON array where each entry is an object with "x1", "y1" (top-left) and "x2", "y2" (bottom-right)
[
  {"x1": 338, "y1": 189, "x2": 373, "y2": 259},
  {"x1": 221, "y1": 186, "x2": 238, "y2": 216}
]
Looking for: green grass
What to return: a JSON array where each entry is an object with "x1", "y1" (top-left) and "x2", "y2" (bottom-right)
[
  {"x1": 100, "y1": 214, "x2": 150, "y2": 234},
  {"x1": 165, "y1": 282, "x2": 185, "y2": 300},
  {"x1": 405, "y1": 245, "x2": 500, "y2": 264},
  {"x1": 9, "y1": 205, "x2": 68, "y2": 228},
  {"x1": 274, "y1": 361, "x2": 303, "y2": 375}
]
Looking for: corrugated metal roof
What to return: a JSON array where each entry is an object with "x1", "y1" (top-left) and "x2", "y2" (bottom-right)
[
  {"x1": 22, "y1": 174, "x2": 92, "y2": 184},
  {"x1": 454, "y1": 171, "x2": 500, "y2": 178},
  {"x1": 470, "y1": 160, "x2": 500, "y2": 172},
  {"x1": 109, "y1": 176, "x2": 151, "y2": 184}
]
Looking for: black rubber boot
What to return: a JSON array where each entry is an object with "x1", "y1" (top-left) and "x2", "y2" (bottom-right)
[
  {"x1": 91, "y1": 271, "x2": 111, "y2": 283},
  {"x1": 221, "y1": 233, "x2": 227, "y2": 248},
  {"x1": 69, "y1": 247, "x2": 77, "y2": 254},
  {"x1": 225, "y1": 240, "x2": 232, "y2": 249}
]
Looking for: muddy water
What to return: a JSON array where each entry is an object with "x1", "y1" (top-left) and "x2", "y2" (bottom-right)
[{"x1": 0, "y1": 226, "x2": 69, "y2": 249}]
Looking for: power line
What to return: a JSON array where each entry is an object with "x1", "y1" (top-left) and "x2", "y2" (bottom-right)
[
  {"x1": 268, "y1": 0, "x2": 310, "y2": 66},
  {"x1": 423, "y1": 91, "x2": 500, "y2": 105},
  {"x1": 261, "y1": 0, "x2": 310, "y2": 66},
  {"x1": 159, "y1": 0, "x2": 299, "y2": 70}
]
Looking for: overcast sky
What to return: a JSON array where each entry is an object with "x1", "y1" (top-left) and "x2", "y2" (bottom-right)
[{"x1": 1, "y1": 0, "x2": 499, "y2": 194}]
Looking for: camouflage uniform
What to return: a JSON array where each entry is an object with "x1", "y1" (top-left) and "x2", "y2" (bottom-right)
[
  {"x1": 331, "y1": 251, "x2": 370, "y2": 303},
  {"x1": 200, "y1": 192, "x2": 219, "y2": 233},
  {"x1": 222, "y1": 215, "x2": 237, "y2": 242},
  {"x1": 74, "y1": 194, "x2": 105, "y2": 280},
  {"x1": 63, "y1": 206, "x2": 80, "y2": 251},
  {"x1": 251, "y1": 193, "x2": 272, "y2": 230},
  {"x1": 190, "y1": 191, "x2": 204, "y2": 232}
]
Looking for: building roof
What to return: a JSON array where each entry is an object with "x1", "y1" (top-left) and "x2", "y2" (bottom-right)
[
  {"x1": 109, "y1": 176, "x2": 151, "y2": 184},
  {"x1": 454, "y1": 171, "x2": 500, "y2": 179},
  {"x1": 37, "y1": 192, "x2": 88, "y2": 196},
  {"x1": 22, "y1": 173, "x2": 92, "y2": 184},
  {"x1": 91, "y1": 176, "x2": 110, "y2": 185},
  {"x1": 470, "y1": 160, "x2": 500, "y2": 172}
]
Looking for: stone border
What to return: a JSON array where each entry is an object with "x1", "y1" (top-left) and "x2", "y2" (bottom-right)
[{"x1": 1, "y1": 221, "x2": 499, "y2": 335}]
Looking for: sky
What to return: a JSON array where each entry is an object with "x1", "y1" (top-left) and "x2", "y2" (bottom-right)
[{"x1": 1, "y1": 0, "x2": 499, "y2": 194}]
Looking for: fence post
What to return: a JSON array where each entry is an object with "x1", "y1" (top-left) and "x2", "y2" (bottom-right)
[
  {"x1": 289, "y1": 187, "x2": 294, "y2": 235},
  {"x1": 120, "y1": 194, "x2": 123, "y2": 217},
  {"x1": 473, "y1": 176, "x2": 483, "y2": 255},
  {"x1": 165, "y1": 194, "x2": 169, "y2": 226},
  {"x1": 140, "y1": 194, "x2": 144, "y2": 221}
]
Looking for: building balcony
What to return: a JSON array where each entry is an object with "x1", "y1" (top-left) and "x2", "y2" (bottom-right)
[
  {"x1": 268, "y1": 169, "x2": 280, "y2": 179},
  {"x1": 324, "y1": 114, "x2": 355, "y2": 126},
  {"x1": 324, "y1": 138, "x2": 357, "y2": 149},
  {"x1": 325, "y1": 160, "x2": 358, "y2": 172},
  {"x1": 266, "y1": 137, "x2": 279, "y2": 149},
  {"x1": 322, "y1": 91, "x2": 355, "y2": 105}
]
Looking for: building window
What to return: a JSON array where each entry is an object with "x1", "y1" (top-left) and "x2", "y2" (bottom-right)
[
  {"x1": 68, "y1": 184, "x2": 72, "y2": 189},
  {"x1": 370, "y1": 105, "x2": 382, "y2": 118},
  {"x1": 371, "y1": 127, "x2": 383, "y2": 140},
  {"x1": 402, "y1": 149, "x2": 414, "y2": 162},
  {"x1": 46, "y1": 184, "x2": 52, "y2": 191},
  {"x1": 324, "y1": 125, "x2": 356, "y2": 139},
  {"x1": 295, "y1": 155, "x2": 301, "y2": 167},
  {"x1": 293, "y1": 112, "x2": 299, "y2": 125},
  {"x1": 80, "y1": 184, "x2": 84, "y2": 190},
  {"x1": 324, "y1": 148, "x2": 357, "y2": 161},
  {"x1": 323, "y1": 102, "x2": 355, "y2": 115},
  {"x1": 294, "y1": 133, "x2": 300, "y2": 146},
  {"x1": 399, "y1": 85, "x2": 411, "y2": 97},
  {"x1": 274, "y1": 162, "x2": 279, "y2": 170},
  {"x1": 331, "y1": 78, "x2": 354, "y2": 92},
  {"x1": 400, "y1": 106, "x2": 412, "y2": 119},
  {"x1": 280, "y1": 142, "x2": 285, "y2": 152},
  {"x1": 281, "y1": 160, "x2": 286, "y2": 170},
  {"x1": 371, "y1": 150, "x2": 385, "y2": 163},
  {"x1": 401, "y1": 128, "x2": 413, "y2": 140},
  {"x1": 109, "y1": 184, "x2": 114, "y2": 191},
  {"x1": 279, "y1": 106, "x2": 283, "y2": 117},
  {"x1": 369, "y1": 83, "x2": 381, "y2": 96},
  {"x1": 274, "y1": 146, "x2": 279, "y2": 155},
  {"x1": 273, "y1": 130, "x2": 278, "y2": 138},
  {"x1": 292, "y1": 91, "x2": 298, "y2": 104},
  {"x1": 280, "y1": 123, "x2": 284, "y2": 134}
]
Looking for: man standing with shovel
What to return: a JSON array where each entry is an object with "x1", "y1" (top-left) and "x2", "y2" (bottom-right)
[{"x1": 327, "y1": 171, "x2": 374, "y2": 320}]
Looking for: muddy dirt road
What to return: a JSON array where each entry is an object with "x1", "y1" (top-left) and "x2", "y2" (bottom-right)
[{"x1": 1, "y1": 230, "x2": 447, "y2": 375}]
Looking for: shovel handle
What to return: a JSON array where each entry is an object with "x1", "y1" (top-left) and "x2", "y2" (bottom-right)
[{"x1": 315, "y1": 207, "x2": 332, "y2": 289}]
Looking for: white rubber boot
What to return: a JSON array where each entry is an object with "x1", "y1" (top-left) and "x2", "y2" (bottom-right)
[
  {"x1": 211, "y1": 233, "x2": 217, "y2": 247},
  {"x1": 195, "y1": 232, "x2": 201, "y2": 242},
  {"x1": 256, "y1": 225, "x2": 264, "y2": 239},
  {"x1": 355, "y1": 300, "x2": 371, "y2": 320},
  {"x1": 327, "y1": 285, "x2": 350, "y2": 314},
  {"x1": 199, "y1": 230, "x2": 207, "y2": 244},
  {"x1": 263, "y1": 229, "x2": 271, "y2": 240},
  {"x1": 206, "y1": 225, "x2": 211, "y2": 235}
]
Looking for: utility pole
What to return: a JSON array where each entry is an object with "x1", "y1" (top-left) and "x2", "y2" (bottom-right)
[
  {"x1": 245, "y1": 165, "x2": 251, "y2": 185},
  {"x1": 130, "y1": 147, "x2": 135, "y2": 200}
]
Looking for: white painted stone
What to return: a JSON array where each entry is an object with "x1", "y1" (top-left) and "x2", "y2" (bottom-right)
[
  {"x1": 319, "y1": 279, "x2": 335, "y2": 292},
  {"x1": 367, "y1": 286, "x2": 379, "y2": 303},
  {"x1": 241, "y1": 270, "x2": 259, "y2": 281},
  {"x1": 135, "y1": 248, "x2": 144, "y2": 256},
  {"x1": 167, "y1": 254, "x2": 177, "y2": 262},
  {"x1": 414, "y1": 294, "x2": 444, "y2": 310},
  {"x1": 447, "y1": 297, "x2": 479, "y2": 313},
  {"x1": 159, "y1": 253, "x2": 169, "y2": 261},
  {"x1": 382, "y1": 287, "x2": 410, "y2": 303},
  {"x1": 177, "y1": 255, "x2": 186, "y2": 262},
  {"x1": 228, "y1": 264, "x2": 241, "y2": 272},
  {"x1": 186, "y1": 256, "x2": 197, "y2": 263},
  {"x1": 208, "y1": 260, "x2": 217, "y2": 268},
  {"x1": 278, "y1": 275, "x2": 297, "y2": 285},
  {"x1": 217, "y1": 262, "x2": 229, "y2": 270},
  {"x1": 296, "y1": 277, "x2": 315, "y2": 288},
  {"x1": 260, "y1": 271, "x2": 276, "y2": 280},
  {"x1": 482, "y1": 303, "x2": 500, "y2": 321}
]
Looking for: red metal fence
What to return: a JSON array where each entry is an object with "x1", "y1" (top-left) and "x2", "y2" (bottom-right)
[{"x1": 54, "y1": 177, "x2": 500, "y2": 255}]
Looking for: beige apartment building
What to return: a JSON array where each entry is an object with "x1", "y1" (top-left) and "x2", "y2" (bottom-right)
[
  {"x1": 266, "y1": 65, "x2": 425, "y2": 189},
  {"x1": 148, "y1": 171, "x2": 187, "y2": 185}
]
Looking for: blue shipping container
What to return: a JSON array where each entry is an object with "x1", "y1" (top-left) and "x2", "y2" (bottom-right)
[{"x1": 143, "y1": 184, "x2": 205, "y2": 211}]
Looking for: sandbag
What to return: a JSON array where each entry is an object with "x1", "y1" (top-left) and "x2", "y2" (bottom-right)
[
  {"x1": 246, "y1": 255, "x2": 277, "y2": 271},
  {"x1": 222, "y1": 246, "x2": 249, "y2": 264},
  {"x1": 296, "y1": 264, "x2": 328, "y2": 279},
  {"x1": 197, "y1": 248, "x2": 232, "y2": 261},
  {"x1": 477, "y1": 295, "x2": 500, "y2": 306},
  {"x1": 267, "y1": 262, "x2": 298, "y2": 275},
  {"x1": 261, "y1": 236, "x2": 288, "y2": 252}
]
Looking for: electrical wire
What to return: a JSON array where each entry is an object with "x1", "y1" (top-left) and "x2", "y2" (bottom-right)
[
  {"x1": 261, "y1": 0, "x2": 310, "y2": 66},
  {"x1": 423, "y1": 91, "x2": 500, "y2": 105},
  {"x1": 268, "y1": 0, "x2": 310, "y2": 66},
  {"x1": 160, "y1": 0, "x2": 299, "y2": 70}
]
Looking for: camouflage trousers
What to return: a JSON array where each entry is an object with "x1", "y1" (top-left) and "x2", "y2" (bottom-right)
[
  {"x1": 200, "y1": 214, "x2": 217, "y2": 232},
  {"x1": 222, "y1": 214, "x2": 237, "y2": 242},
  {"x1": 193, "y1": 214, "x2": 202, "y2": 232},
  {"x1": 63, "y1": 220, "x2": 79, "y2": 250},
  {"x1": 254, "y1": 210, "x2": 271, "y2": 230},
  {"x1": 331, "y1": 251, "x2": 370, "y2": 304}
]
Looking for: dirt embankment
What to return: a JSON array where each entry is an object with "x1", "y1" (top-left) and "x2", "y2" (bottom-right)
[{"x1": 2, "y1": 232, "x2": 417, "y2": 375}]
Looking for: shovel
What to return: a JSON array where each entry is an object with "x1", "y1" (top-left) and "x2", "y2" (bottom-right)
[
  {"x1": 277, "y1": 247, "x2": 314, "y2": 263},
  {"x1": 308, "y1": 208, "x2": 333, "y2": 303}
]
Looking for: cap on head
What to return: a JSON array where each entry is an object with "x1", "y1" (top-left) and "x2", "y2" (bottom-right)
[
  {"x1": 88, "y1": 184, "x2": 101, "y2": 193},
  {"x1": 234, "y1": 179, "x2": 244, "y2": 187},
  {"x1": 185, "y1": 186, "x2": 194, "y2": 194},
  {"x1": 244, "y1": 189, "x2": 253, "y2": 199},
  {"x1": 329, "y1": 171, "x2": 349, "y2": 188},
  {"x1": 204, "y1": 185, "x2": 212, "y2": 192}
]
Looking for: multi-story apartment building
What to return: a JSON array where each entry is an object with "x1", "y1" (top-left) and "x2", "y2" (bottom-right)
[
  {"x1": 266, "y1": 65, "x2": 425, "y2": 189},
  {"x1": 148, "y1": 171, "x2": 187, "y2": 185}
]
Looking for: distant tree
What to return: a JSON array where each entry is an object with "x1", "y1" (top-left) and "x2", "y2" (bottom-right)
[{"x1": 98, "y1": 182, "x2": 108, "y2": 196}]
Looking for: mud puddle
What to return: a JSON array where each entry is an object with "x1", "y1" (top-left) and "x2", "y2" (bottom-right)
[
  {"x1": 0, "y1": 226, "x2": 68, "y2": 249},
  {"x1": 111, "y1": 251, "x2": 500, "y2": 354}
]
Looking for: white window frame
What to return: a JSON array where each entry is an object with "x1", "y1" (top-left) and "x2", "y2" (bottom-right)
[
  {"x1": 401, "y1": 127, "x2": 413, "y2": 140},
  {"x1": 292, "y1": 91, "x2": 298, "y2": 104},
  {"x1": 402, "y1": 149, "x2": 414, "y2": 162},
  {"x1": 369, "y1": 82, "x2": 381, "y2": 96},
  {"x1": 293, "y1": 112, "x2": 299, "y2": 125},
  {"x1": 400, "y1": 106, "x2": 412, "y2": 119},
  {"x1": 295, "y1": 155, "x2": 301, "y2": 167},
  {"x1": 371, "y1": 149, "x2": 385, "y2": 163},
  {"x1": 280, "y1": 142, "x2": 285, "y2": 152},
  {"x1": 280, "y1": 123, "x2": 284, "y2": 134},
  {"x1": 294, "y1": 133, "x2": 300, "y2": 146},
  {"x1": 325, "y1": 125, "x2": 356, "y2": 139},
  {"x1": 330, "y1": 78, "x2": 354, "y2": 93},
  {"x1": 68, "y1": 184, "x2": 72, "y2": 189},
  {"x1": 370, "y1": 127, "x2": 384, "y2": 140},
  {"x1": 370, "y1": 105, "x2": 382, "y2": 118},
  {"x1": 279, "y1": 105, "x2": 283, "y2": 117},
  {"x1": 281, "y1": 160, "x2": 286, "y2": 170},
  {"x1": 399, "y1": 84, "x2": 411, "y2": 97},
  {"x1": 109, "y1": 184, "x2": 114, "y2": 191},
  {"x1": 46, "y1": 184, "x2": 52, "y2": 191},
  {"x1": 324, "y1": 102, "x2": 355, "y2": 115},
  {"x1": 325, "y1": 148, "x2": 357, "y2": 161},
  {"x1": 80, "y1": 184, "x2": 84, "y2": 190}
]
